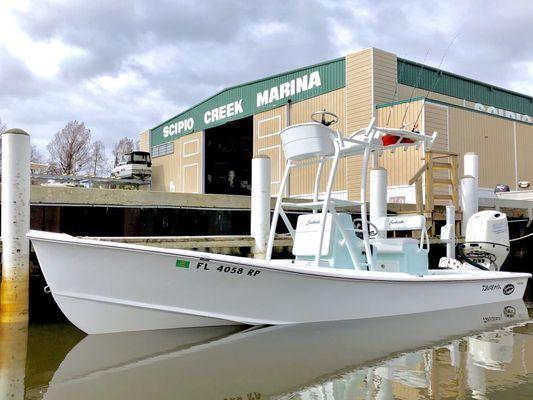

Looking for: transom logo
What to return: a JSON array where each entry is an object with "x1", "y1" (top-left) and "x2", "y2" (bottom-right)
[{"x1": 503, "y1": 284, "x2": 515, "y2": 296}]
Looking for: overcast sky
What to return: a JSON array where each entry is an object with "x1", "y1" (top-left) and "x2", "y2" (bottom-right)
[{"x1": 1, "y1": 0, "x2": 532, "y2": 158}]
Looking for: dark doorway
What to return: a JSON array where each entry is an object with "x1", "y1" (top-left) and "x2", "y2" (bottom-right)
[{"x1": 204, "y1": 116, "x2": 253, "y2": 195}]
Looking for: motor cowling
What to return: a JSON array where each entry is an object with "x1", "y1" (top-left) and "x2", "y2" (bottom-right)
[{"x1": 463, "y1": 210, "x2": 510, "y2": 270}]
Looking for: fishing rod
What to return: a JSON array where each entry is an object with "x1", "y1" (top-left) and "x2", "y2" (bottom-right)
[
  {"x1": 412, "y1": 33, "x2": 460, "y2": 131},
  {"x1": 398, "y1": 49, "x2": 430, "y2": 129}
]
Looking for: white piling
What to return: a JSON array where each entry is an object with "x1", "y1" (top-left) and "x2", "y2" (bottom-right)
[
  {"x1": 251, "y1": 156, "x2": 271, "y2": 259},
  {"x1": 464, "y1": 152, "x2": 479, "y2": 186},
  {"x1": 461, "y1": 153, "x2": 479, "y2": 236},
  {"x1": 370, "y1": 168, "x2": 387, "y2": 237},
  {"x1": 461, "y1": 175, "x2": 478, "y2": 236},
  {"x1": 445, "y1": 204, "x2": 456, "y2": 258},
  {"x1": 0, "y1": 129, "x2": 31, "y2": 323}
]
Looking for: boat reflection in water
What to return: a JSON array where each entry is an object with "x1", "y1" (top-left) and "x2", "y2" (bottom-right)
[{"x1": 43, "y1": 301, "x2": 531, "y2": 400}]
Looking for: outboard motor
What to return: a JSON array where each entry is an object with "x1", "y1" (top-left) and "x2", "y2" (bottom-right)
[{"x1": 460, "y1": 211, "x2": 510, "y2": 270}]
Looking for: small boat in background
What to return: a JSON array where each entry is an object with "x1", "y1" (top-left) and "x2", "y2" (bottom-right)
[{"x1": 29, "y1": 113, "x2": 531, "y2": 334}]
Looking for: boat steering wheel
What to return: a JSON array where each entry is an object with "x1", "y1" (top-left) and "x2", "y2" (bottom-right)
[
  {"x1": 352, "y1": 218, "x2": 379, "y2": 239},
  {"x1": 311, "y1": 110, "x2": 338, "y2": 127}
]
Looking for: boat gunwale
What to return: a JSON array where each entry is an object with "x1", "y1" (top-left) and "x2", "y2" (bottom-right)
[{"x1": 27, "y1": 230, "x2": 532, "y2": 284}]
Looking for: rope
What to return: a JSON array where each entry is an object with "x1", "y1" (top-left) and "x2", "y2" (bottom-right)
[{"x1": 510, "y1": 231, "x2": 533, "y2": 242}]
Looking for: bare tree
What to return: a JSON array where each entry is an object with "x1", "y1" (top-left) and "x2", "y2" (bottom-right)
[
  {"x1": 31, "y1": 145, "x2": 45, "y2": 163},
  {"x1": 89, "y1": 140, "x2": 108, "y2": 176},
  {"x1": 47, "y1": 120, "x2": 92, "y2": 175},
  {"x1": 112, "y1": 137, "x2": 134, "y2": 166}
]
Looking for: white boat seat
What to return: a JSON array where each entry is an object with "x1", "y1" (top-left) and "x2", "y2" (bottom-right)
[
  {"x1": 374, "y1": 214, "x2": 429, "y2": 251},
  {"x1": 371, "y1": 238, "x2": 420, "y2": 253},
  {"x1": 293, "y1": 213, "x2": 366, "y2": 269},
  {"x1": 280, "y1": 123, "x2": 336, "y2": 161},
  {"x1": 374, "y1": 214, "x2": 426, "y2": 231},
  {"x1": 371, "y1": 238, "x2": 428, "y2": 275}
]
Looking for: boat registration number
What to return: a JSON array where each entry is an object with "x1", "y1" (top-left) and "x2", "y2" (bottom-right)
[{"x1": 176, "y1": 258, "x2": 261, "y2": 278}]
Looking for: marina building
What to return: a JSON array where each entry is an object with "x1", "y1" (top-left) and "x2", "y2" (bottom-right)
[{"x1": 140, "y1": 48, "x2": 533, "y2": 203}]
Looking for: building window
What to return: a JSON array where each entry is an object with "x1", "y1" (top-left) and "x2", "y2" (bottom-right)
[{"x1": 152, "y1": 142, "x2": 174, "y2": 158}]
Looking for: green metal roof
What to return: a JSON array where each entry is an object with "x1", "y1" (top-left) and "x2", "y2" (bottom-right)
[{"x1": 397, "y1": 58, "x2": 532, "y2": 117}]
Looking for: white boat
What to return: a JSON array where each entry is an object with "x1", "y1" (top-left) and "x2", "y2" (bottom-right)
[
  {"x1": 43, "y1": 301, "x2": 530, "y2": 400},
  {"x1": 28, "y1": 113, "x2": 531, "y2": 334},
  {"x1": 111, "y1": 151, "x2": 152, "y2": 180}
]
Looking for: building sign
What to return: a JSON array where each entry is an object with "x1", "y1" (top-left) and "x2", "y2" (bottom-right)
[
  {"x1": 151, "y1": 58, "x2": 345, "y2": 146},
  {"x1": 474, "y1": 103, "x2": 532, "y2": 123},
  {"x1": 256, "y1": 71, "x2": 322, "y2": 107}
]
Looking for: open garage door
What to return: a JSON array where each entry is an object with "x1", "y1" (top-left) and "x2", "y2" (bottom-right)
[{"x1": 204, "y1": 116, "x2": 253, "y2": 195}]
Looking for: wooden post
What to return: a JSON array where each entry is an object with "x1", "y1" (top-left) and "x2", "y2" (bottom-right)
[
  {"x1": 450, "y1": 155, "x2": 459, "y2": 210},
  {"x1": 424, "y1": 152, "x2": 434, "y2": 213},
  {"x1": 415, "y1": 178, "x2": 423, "y2": 214}
]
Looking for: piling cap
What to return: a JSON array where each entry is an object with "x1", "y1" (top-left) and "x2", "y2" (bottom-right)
[{"x1": 3, "y1": 128, "x2": 29, "y2": 136}]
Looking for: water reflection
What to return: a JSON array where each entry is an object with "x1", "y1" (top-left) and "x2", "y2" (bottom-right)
[
  {"x1": 24, "y1": 301, "x2": 533, "y2": 400},
  {"x1": 0, "y1": 321, "x2": 28, "y2": 400}
]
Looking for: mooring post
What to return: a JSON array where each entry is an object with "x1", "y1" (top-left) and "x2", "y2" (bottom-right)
[
  {"x1": 251, "y1": 156, "x2": 271, "y2": 259},
  {"x1": 0, "y1": 129, "x2": 31, "y2": 323},
  {"x1": 0, "y1": 129, "x2": 30, "y2": 400},
  {"x1": 464, "y1": 152, "x2": 479, "y2": 188},
  {"x1": 461, "y1": 152, "x2": 479, "y2": 236},
  {"x1": 370, "y1": 168, "x2": 387, "y2": 238}
]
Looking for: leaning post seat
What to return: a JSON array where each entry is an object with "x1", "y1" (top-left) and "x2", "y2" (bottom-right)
[
  {"x1": 292, "y1": 213, "x2": 366, "y2": 269},
  {"x1": 280, "y1": 123, "x2": 336, "y2": 161}
]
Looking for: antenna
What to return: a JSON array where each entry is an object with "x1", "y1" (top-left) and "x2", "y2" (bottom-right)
[
  {"x1": 412, "y1": 33, "x2": 460, "y2": 131},
  {"x1": 398, "y1": 50, "x2": 430, "y2": 129}
]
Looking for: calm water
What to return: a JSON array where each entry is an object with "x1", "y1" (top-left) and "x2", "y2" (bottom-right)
[{"x1": 3, "y1": 301, "x2": 532, "y2": 400}]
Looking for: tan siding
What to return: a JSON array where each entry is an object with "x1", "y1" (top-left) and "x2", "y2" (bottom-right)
[
  {"x1": 254, "y1": 107, "x2": 286, "y2": 196},
  {"x1": 345, "y1": 49, "x2": 373, "y2": 200},
  {"x1": 376, "y1": 101, "x2": 424, "y2": 187},
  {"x1": 449, "y1": 108, "x2": 515, "y2": 189},
  {"x1": 139, "y1": 130, "x2": 149, "y2": 152},
  {"x1": 289, "y1": 89, "x2": 346, "y2": 197},
  {"x1": 373, "y1": 48, "x2": 397, "y2": 105},
  {"x1": 151, "y1": 142, "x2": 181, "y2": 192},
  {"x1": 151, "y1": 131, "x2": 203, "y2": 193},
  {"x1": 253, "y1": 89, "x2": 347, "y2": 197},
  {"x1": 397, "y1": 84, "x2": 465, "y2": 107},
  {"x1": 514, "y1": 122, "x2": 533, "y2": 187},
  {"x1": 181, "y1": 131, "x2": 203, "y2": 193},
  {"x1": 424, "y1": 103, "x2": 449, "y2": 152}
]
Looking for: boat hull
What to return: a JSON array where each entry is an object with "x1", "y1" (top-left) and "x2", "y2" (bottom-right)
[{"x1": 28, "y1": 231, "x2": 531, "y2": 334}]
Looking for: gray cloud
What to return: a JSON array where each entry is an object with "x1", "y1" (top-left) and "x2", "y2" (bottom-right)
[{"x1": 1, "y1": 0, "x2": 531, "y2": 161}]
